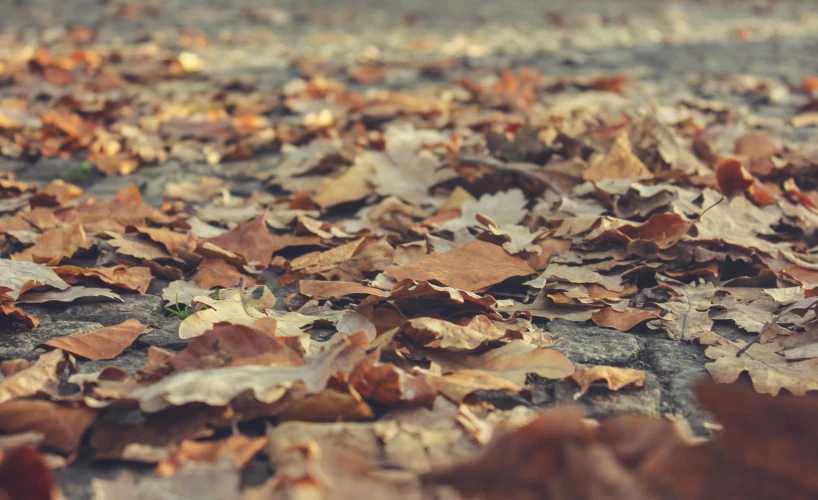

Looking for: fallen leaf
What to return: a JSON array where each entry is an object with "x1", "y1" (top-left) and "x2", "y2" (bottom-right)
[
  {"x1": 123, "y1": 334, "x2": 365, "y2": 412},
  {"x1": 567, "y1": 366, "x2": 646, "y2": 396},
  {"x1": 591, "y1": 307, "x2": 659, "y2": 331},
  {"x1": 705, "y1": 337, "x2": 818, "y2": 396},
  {"x1": 178, "y1": 292, "x2": 266, "y2": 339},
  {"x1": 0, "y1": 350, "x2": 68, "y2": 404},
  {"x1": 397, "y1": 315, "x2": 507, "y2": 351},
  {"x1": 42, "y1": 319, "x2": 149, "y2": 360},
  {"x1": 155, "y1": 434, "x2": 267, "y2": 477},
  {"x1": 191, "y1": 258, "x2": 252, "y2": 289},
  {"x1": 167, "y1": 324, "x2": 304, "y2": 372},
  {"x1": 161, "y1": 280, "x2": 213, "y2": 306},
  {"x1": 426, "y1": 369, "x2": 523, "y2": 403},
  {"x1": 385, "y1": 240, "x2": 535, "y2": 292},
  {"x1": 16, "y1": 286, "x2": 122, "y2": 304},
  {"x1": 348, "y1": 354, "x2": 436, "y2": 409},
  {"x1": 54, "y1": 264, "x2": 154, "y2": 294},
  {"x1": 416, "y1": 340, "x2": 574, "y2": 385},
  {"x1": 11, "y1": 223, "x2": 92, "y2": 265},
  {"x1": 0, "y1": 445, "x2": 57, "y2": 500},
  {"x1": 0, "y1": 400, "x2": 96, "y2": 455},
  {"x1": 583, "y1": 132, "x2": 651, "y2": 181},
  {"x1": 205, "y1": 215, "x2": 276, "y2": 267},
  {"x1": 299, "y1": 280, "x2": 386, "y2": 298},
  {"x1": 0, "y1": 259, "x2": 69, "y2": 300},
  {"x1": 715, "y1": 157, "x2": 755, "y2": 197}
]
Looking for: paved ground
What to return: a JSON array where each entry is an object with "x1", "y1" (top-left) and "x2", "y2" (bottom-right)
[{"x1": 2, "y1": 0, "x2": 818, "y2": 498}]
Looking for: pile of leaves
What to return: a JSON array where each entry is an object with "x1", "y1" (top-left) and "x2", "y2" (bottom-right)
[{"x1": 1, "y1": 24, "x2": 818, "y2": 500}]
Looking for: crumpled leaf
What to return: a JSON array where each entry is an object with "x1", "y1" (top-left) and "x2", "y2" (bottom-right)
[
  {"x1": 567, "y1": 366, "x2": 646, "y2": 397},
  {"x1": 54, "y1": 264, "x2": 154, "y2": 294},
  {"x1": 0, "y1": 259, "x2": 69, "y2": 300},
  {"x1": 0, "y1": 350, "x2": 69, "y2": 404},
  {"x1": 397, "y1": 315, "x2": 507, "y2": 351},
  {"x1": 42, "y1": 319, "x2": 150, "y2": 360},
  {"x1": 0, "y1": 400, "x2": 97, "y2": 456},
  {"x1": 10, "y1": 223, "x2": 92, "y2": 265},
  {"x1": 124, "y1": 334, "x2": 365, "y2": 412}
]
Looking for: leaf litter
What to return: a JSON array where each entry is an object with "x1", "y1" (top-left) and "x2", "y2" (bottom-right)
[{"x1": 0, "y1": 6, "x2": 818, "y2": 499}]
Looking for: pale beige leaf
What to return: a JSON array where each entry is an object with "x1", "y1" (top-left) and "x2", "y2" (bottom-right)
[
  {"x1": 705, "y1": 337, "x2": 818, "y2": 396},
  {"x1": 16, "y1": 286, "x2": 122, "y2": 304},
  {"x1": 0, "y1": 350, "x2": 67, "y2": 404},
  {"x1": 0, "y1": 259, "x2": 69, "y2": 300}
]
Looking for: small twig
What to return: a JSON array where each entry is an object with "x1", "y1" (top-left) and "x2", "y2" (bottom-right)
[
  {"x1": 735, "y1": 309, "x2": 789, "y2": 357},
  {"x1": 695, "y1": 195, "x2": 725, "y2": 220},
  {"x1": 237, "y1": 277, "x2": 250, "y2": 315}
]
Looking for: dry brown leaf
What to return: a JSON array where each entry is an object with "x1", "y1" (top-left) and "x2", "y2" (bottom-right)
[
  {"x1": 54, "y1": 264, "x2": 154, "y2": 294},
  {"x1": 191, "y1": 258, "x2": 252, "y2": 289},
  {"x1": 313, "y1": 161, "x2": 374, "y2": 207},
  {"x1": 704, "y1": 337, "x2": 818, "y2": 396},
  {"x1": 385, "y1": 240, "x2": 534, "y2": 292},
  {"x1": 155, "y1": 434, "x2": 267, "y2": 477},
  {"x1": 104, "y1": 231, "x2": 171, "y2": 260},
  {"x1": 591, "y1": 307, "x2": 659, "y2": 331},
  {"x1": 0, "y1": 400, "x2": 96, "y2": 455},
  {"x1": 278, "y1": 238, "x2": 367, "y2": 286},
  {"x1": 397, "y1": 315, "x2": 506, "y2": 351},
  {"x1": 42, "y1": 319, "x2": 149, "y2": 360},
  {"x1": 0, "y1": 350, "x2": 68, "y2": 404},
  {"x1": 643, "y1": 383, "x2": 818, "y2": 499},
  {"x1": 349, "y1": 353, "x2": 436, "y2": 409},
  {"x1": 167, "y1": 324, "x2": 304, "y2": 372},
  {"x1": 583, "y1": 132, "x2": 651, "y2": 181},
  {"x1": 427, "y1": 369, "x2": 522, "y2": 403},
  {"x1": 0, "y1": 302, "x2": 39, "y2": 328},
  {"x1": 299, "y1": 280, "x2": 386, "y2": 298},
  {"x1": 205, "y1": 216, "x2": 276, "y2": 267},
  {"x1": 416, "y1": 340, "x2": 574, "y2": 385},
  {"x1": 11, "y1": 223, "x2": 92, "y2": 265},
  {"x1": 715, "y1": 157, "x2": 755, "y2": 197},
  {"x1": 123, "y1": 334, "x2": 366, "y2": 412},
  {"x1": 134, "y1": 227, "x2": 192, "y2": 257},
  {"x1": 567, "y1": 366, "x2": 646, "y2": 396},
  {"x1": 0, "y1": 444, "x2": 58, "y2": 500}
]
